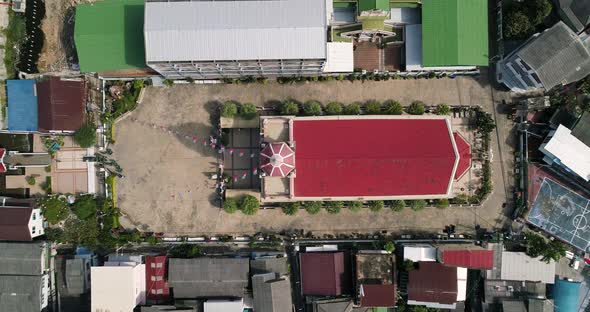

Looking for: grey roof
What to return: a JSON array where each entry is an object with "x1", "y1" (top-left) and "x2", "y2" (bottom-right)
[
  {"x1": 252, "y1": 273, "x2": 292, "y2": 312},
  {"x1": 557, "y1": 0, "x2": 590, "y2": 32},
  {"x1": 516, "y1": 22, "x2": 590, "y2": 90},
  {"x1": 502, "y1": 300, "x2": 527, "y2": 312},
  {"x1": 141, "y1": 306, "x2": 196, "y2": 312},
  {"x1": 65, "y1": 259, "x2": 85, "y2": 295},
  {"x1": 0, "y1": 241, "x2": 46, "y2": 275},
  {"x1": 313, "y1": 298, "x2": 354, "y2": 312},
  {"x1": 528, "y1": 299, "x2": 554, "y2": 312},
  {"x1": 500, "y1": 252, "x2": 556, "y2": 284},
  {"x1": 250, "y1": 257, "x2": 289, "y2": 276},
  {"x1": 573, "y1": 111, "x2": 590, "y2": 146},
  {"x1": 144, "y1": 0, "x2": 327, "y2": 62},
  {"x1": 168, "y1": 258, "x2": 249, "y2": 298},
  {"x1": 0, "y1": 275, "x2": 43, "y2": 312}
]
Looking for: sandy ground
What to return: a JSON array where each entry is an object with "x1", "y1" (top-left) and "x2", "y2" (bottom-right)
[{"x1": 113, "y1": 76, "x2": 515, "y2": 235}]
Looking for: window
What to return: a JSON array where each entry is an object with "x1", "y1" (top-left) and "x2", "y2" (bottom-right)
[
  {"x1": 154, "y1": 276, "x2": 163, "y2": 281},
  {"x1": 32, "y1": 226, "x2": 36, "y2": 234},
  {"x1": 151, "y1": 276, "x2": 156, "y2": 281},
  {"x1": 151, "y1": 263, "x2": 156, "y2": 268},
  {"x1": 156, "y1": 289, "x2": 164, "y2": 294},
  {"x1": 156, "y1": 262, "x2": 163, "y2": 268},
  {"x1": 151, "y1": 289, "x2": 157, "y2": 295},
  {"x1": 32, "y1": 213, "x2": 36, "y2": 220}
]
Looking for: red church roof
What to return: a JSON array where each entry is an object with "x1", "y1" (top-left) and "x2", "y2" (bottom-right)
[
  {"x1": 292, "y1": 119, "x2": 458, "y2": 197},
  {"x1": 441, "y1": 250, "x2": 494, "y2": 269},
  {"x1": 260, "y1": 142, "x2": 295, "y2": 177},
  {"x1": 453, "y1": 133, "x2": 471, "y2": 180}
]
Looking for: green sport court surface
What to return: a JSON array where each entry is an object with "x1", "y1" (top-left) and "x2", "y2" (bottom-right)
[{"x1": 74, "y1": 0, "x2": 146, "y2": 72}]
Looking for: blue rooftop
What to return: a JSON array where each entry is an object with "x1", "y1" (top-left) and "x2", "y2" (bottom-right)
[
  {"x1": 554, "y1": 278, "x2": 581, "y2": 312},
  {"x1": 7, "y1": 80, "x2": 38, "y2": 131}
]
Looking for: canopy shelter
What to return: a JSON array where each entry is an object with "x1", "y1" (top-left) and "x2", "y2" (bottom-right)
[{"x1": 260, "y1": 143, "x2": 295, "y2": 177}]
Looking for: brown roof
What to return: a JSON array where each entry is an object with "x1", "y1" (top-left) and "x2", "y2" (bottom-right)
[
  {"x1": 0, "y1": 207, "x2": 34, "y2": 241},
  {"x1": 356, "y1": 253, "x2": 396, "y2": 307},
  {"x1": 408, "y1": 262, "x2": 458, "y2": 305},
  {"x1": 360, "y1": 284, "x2": 396, "y2": 307},
  {"x1": 300, "y1": 252, "x2": 351, "y2": 296},
  {"x1": 37, "y1": 77, "x2": 86, "y2": 132}
]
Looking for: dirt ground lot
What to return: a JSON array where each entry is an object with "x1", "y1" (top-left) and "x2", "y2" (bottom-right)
[{"x1": 113, "y1": 76, "x2": 513, "y2": 235}]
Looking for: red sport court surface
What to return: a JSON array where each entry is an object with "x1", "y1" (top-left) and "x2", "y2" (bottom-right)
[{"x1": 292, "y1": 119, "x2": 457, "y2": 197}]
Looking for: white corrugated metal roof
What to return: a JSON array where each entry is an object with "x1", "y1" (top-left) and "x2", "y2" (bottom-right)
[
  {"x1": 324, "y1": 42, "x2": 353, "y2": 73},
  {"x1": 541, "y1": 125, "x2": 590, "y2": 181},
  {"x1": 403, "y1": 245, "x2": 437, "y2": 262},
  {"x1": 204, "y1": 299, "x2": 244, "y2": 312},
  {"x1": 144, "y1": 0, "x2": 327, "y2": 62},
  {"x1": 500, "y1": 252, "x2": 556, "y2": 284},
  {"x1": 456, "y1": 267, "x2": 467, "y2": 302}
]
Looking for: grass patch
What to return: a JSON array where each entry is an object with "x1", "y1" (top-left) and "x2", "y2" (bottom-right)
[
  {"x1": 360, "y1": 16, "x2": 386, "y2": 31},
  {"x1": 3, "y1": 11, "x2": 26, "y2": 79}
]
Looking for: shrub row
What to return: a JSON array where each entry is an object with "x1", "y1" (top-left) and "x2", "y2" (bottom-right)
[
  {"x1": 220, "y1": 101, "x2": 258, "y2": 119},
  {"x1": 278, "y1": 100, "x2": 452, "y2": 117}
]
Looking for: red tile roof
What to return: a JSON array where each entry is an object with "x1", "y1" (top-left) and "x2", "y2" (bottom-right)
[
  {"x1": 408, "y1": 262, "x2": 458, "y2": 305},
  {"x1": 37, "y1": 77, "x2": 86, "y2": 132},
  {"x1": 292, "y1": 119, "x2": 457, "y2": 197},
  {"x1": 453, "y1": 132, "x2": 471, "y2": 180},
  {"x1": 0, "y1": 206, "x2": 34, "y2": 241},
  {"x1": 441, "y1": 250, "x2": 494, "y2": 269},
  {"x1": 360, "y1": 284, "x2": 396, "y2": 307},
  {"x1": 145, "y1": 256, "x2": 170, "y2": 304},
  {"x1": 300, "y1": 252, "x2": 351, "y2": 296}
]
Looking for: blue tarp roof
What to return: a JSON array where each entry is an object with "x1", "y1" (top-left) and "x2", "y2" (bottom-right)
[
  {"x1": 7, "y1": 80, "x2": 38, "y2": 131},
  {"x1": 554, "y1": 278, "x2": 581, "y2": 312}
]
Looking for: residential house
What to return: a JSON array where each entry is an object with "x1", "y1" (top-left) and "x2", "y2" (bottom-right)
[
  {"x1": 167, "y1": 258, "x2": 249, "y2": 299},
  {"x1": 251, "y1": 257, "x2": 292, "y2": 312},
  {"x1": 355, "y1": 252, "x2": 396, "y2": 308},
  {"x1": 407, "y1": 262, "x2": 467, "y2": 309},
  {"x1": 312, "y1": 298, "x2": 354, "y2": 312},
  {"x1": 146, "y1": 256, "x2": 170, "y2": 304},
  {"x1": 0, "y1": 199, "x2": 44, "y2": 241},
  {"x1": 65, "y1": 258, "x2": 89, "y2": 296},
  {"x1": 496, "y1": 252, "x2": 556, "y2": 284},
  {"x1": 437, "y1": 245, "x2": 495, "y2": 269},
  {"x1": 497, "y1": 21, "x2": 590, "y2": 92},
  {"x1": 0, "y1": 241, "x2": 50, "y2": 312},
  {"x1": 539, "y1": 124, "x2": 590, "y2": 182},
  {"x1": 555, "y1": 0, "x2": 590, "y2": 33},
  {"x1": 90, "y1": 260, "x2": 147, "y2": 312},
  {"x1": 403, "y1": 245, "x2": 437, "y2": 262},
  {"x1": 299, "y1": 251, "x2": 352, "y2": 296},
  {"x1": 483, "y1": 279, "x2": 549, "y2": 312}
]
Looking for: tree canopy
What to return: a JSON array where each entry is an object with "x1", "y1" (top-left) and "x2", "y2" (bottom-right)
[
  {"x1": 303, "y1": 100, "x2": 323, "y2": 116},
  {"x1": 221, "y1": 101, "x2": 239, "y2": 118},
  {"x1": 72, "y1": 195, "x2": 98, "y2": 220},
  {"x1": 74, "y1": 123, "x2": 97, "y2": 148},
  {"x1": 240, "y1": 195, "x2": 260, "y2": 215},
  {"x1": 39, "y1": 196, "x2": 69, "y2": 224},
  {"x1": 281, "y1": 100, "x2": 300, "y2": 115}
]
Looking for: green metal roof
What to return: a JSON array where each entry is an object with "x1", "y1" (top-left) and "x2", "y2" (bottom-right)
[
  {"x1": 358, "y1": 0, "x2": 390, "y2": 12},
  {"x1": 422, "y1": 0, "x2": 489, "y2": 67},
  {"x1": 74, "y1": 0, "x2": 146, "y2": 73}
]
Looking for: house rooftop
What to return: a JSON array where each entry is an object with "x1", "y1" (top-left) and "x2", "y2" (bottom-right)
[
  {"x1": 356, "y1": 252, "x2": 396, "y2": 307},
  {"x1": 500, "y1": 252, "x2": 556, "y2": 284},
  {"x1": 37, "y1": 77, "x2": 86, "y2": 132},
  {"x1": 252, "y1": 273, "x2": 292, "y2": 312},
  {"x1": 250, "y1": 257, "x2": 289, "y2": 276},
  {"x1": 556, "y1": 0, "x2": 590, "y2": 32},
  {"x1": 0, "y1": 275, "x2": 44, "y2": 312},
  {"x1": 300, "y1": 252, "x2": 352, "y2": 296},
  {"x1": 540, "y1": 124, "x2": 590, "y2": 181},
  {"x1": 0, "y1": 205, "x2": 34, "y2": 241},
  {"x1": 0, "y1": 241, "x2": 46, "y2": 275},
  {"x1": 7, "y1": 80, "x2": 37, "y2": 132},
  {"x1": 167, "y1": 258, "x2": 249, "y2": 298},
  {"x1": 65, "y1": 258, "x2": 85, "y2": 295},
  {"x1": 408, "y1": 262, "x2": 466, "y2": 307}
]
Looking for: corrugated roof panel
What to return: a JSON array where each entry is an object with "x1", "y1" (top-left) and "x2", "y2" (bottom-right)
[
  {"x1": 442, "y1": 250, "x2": 494, "y2": 269},
  {"x1": 144, "y1": 0, "x2": 327, "y2": 62},
  {"x1": 7, "y1": 80, "x2": 38, "y2": 132}
]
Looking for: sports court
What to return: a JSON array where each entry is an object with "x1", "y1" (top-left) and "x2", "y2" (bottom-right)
[{"x1": 527, "y1": 177, "x2": 590, "y2": 252}]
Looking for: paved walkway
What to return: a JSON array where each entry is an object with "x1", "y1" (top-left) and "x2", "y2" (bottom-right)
[{"x1": 115, "y1": 75, "x2": 515, "y2": 235}]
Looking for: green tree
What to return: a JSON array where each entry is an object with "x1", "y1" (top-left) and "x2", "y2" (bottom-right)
[
  {"x1": 390, "y1": 200, "x2": 405, "y2": 212},
  {"x1": 223, "y1": 197, "x2": 238, "y2": 214},
  {"x1": 281, "y1": 100, "x2": 300, "y2": 115},
  {"x1": 402, "y1": 259, "x2": 415, "y2": 271},
  {"x1": 542, "y1": 240, "x2": 567, "y2": 263},
  {"x1": 74, "y1": 123, "x2": 97, "y2": 148},
  {"x1": 406, "y1": 101, "x2": 425, "y2": 115},
  {"x1": 240, "y1": 195, "x2": 260, "y2": 215},
  {"x1": 221, "y1": 101, "x2": 239, "y2": 118},
  {"x1": 304, "y1": 201, "x2": 322, "y2": 215},
  {"x1": 344, "y1": 103, "x2": 361, "y2": 115},
  {"x1": 240, "y1": 103, "x2": 258, "y2": 120},
  {"x1": 325, "y1": 201, "x2": 343, "y2": 214},
  {"x1": 325, "y1": 102, "x2": 344, "y2": 115},
  {"x1": 526, "y1": 0, "x2": 553, "y2": 25},
  {"x1": 526, "y1": 233, "x2": 547, "y2": 258},
  {"x1": 281, "y1": 202, "x2": 299, "y2": 216},
  {"x1": 45, "y1": 228, "x2": 64, "y2": 243},
  {"x1": 72, "y1": 195, "x2": 98, "y2": 220},
  {"x1": 526, "y1": 233, "x2": 566, "y2": 263},
  {"x1": 411, "y1": 306, "x2": 429, "y2": 312},
  {"x1": 504, "y1": 10, "x2": 533, "y2": 39},
  {"x1": 475, "y1": 110, "x2": 496, "y2": 134},
  {"x1": 369, "y1": 200, "x2": 384, "y2": 212},
  {"x1": 61, "y1": 218, "x2": 100, "y2": 249},
  {"x1": 434, "y1": 104, "x2": 451, "y2": 115},
  {"x1": 169, "y1": 244, "x2": 202, "y2": 258},
  {"x1": 411, "y1": 199, "x2": 427, "y2": 211},
  {"x1": 365, "y1": 100, "x2": 382, "y2": 114},
  {"x1": 452, "y1": 193, "x2": 469, "y2": 204},
  {"x1": 384, "y1": 241, "x2": 396, "y2": 253},
  {"x1": 39, "y1": 196, "x2": 69, "y2": 224},
  {"x1": 303, "y1": 100, "x2": 323, "y2": 116},
  {"x1": 383, "y1": 100, "x2": 403, "y2": 115},
  {"x1": 435, "y1": 198, "x2": 449, "y2": 209},
  {"x1": 348, "y1": 201, "x2": 363, "y2": 212}
]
